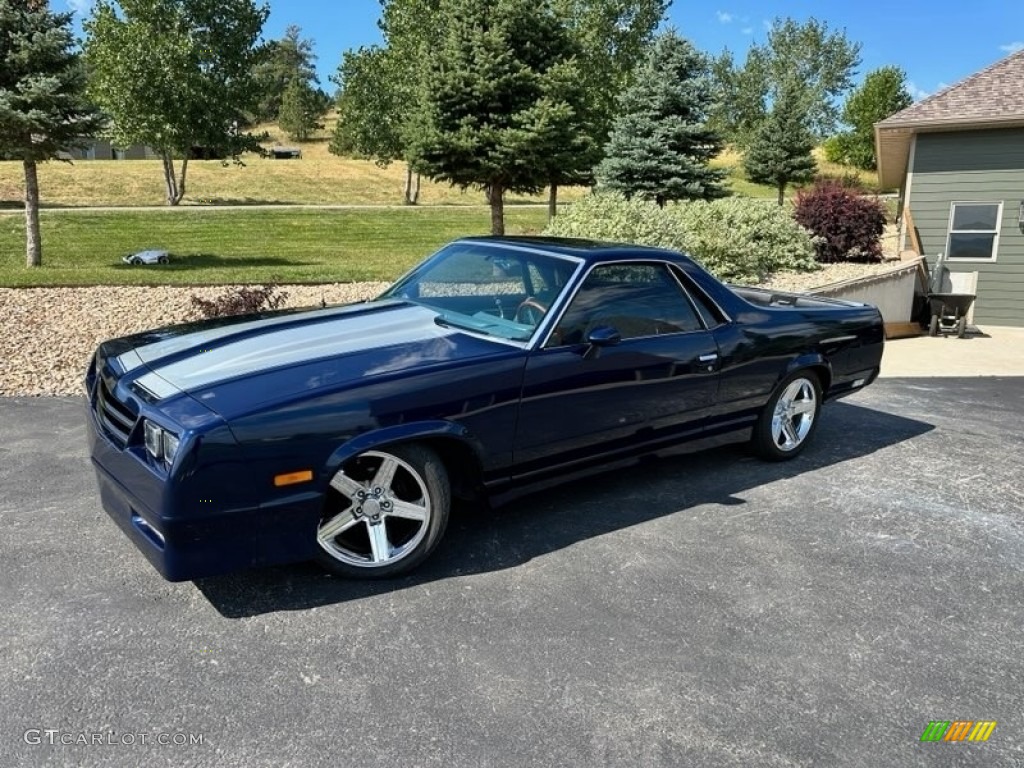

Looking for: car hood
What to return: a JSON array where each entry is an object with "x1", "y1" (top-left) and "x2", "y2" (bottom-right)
[{"x1": 103, "y1": 300, "x2": 523, "y2": 419}]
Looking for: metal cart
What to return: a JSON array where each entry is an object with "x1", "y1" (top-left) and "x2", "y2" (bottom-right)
[
  {"x1": 926, "y1": 253, "x2": 976, "y2": 338},
  {"x1": 927, "y1": 293, "x2": 975, "y2": 338}
]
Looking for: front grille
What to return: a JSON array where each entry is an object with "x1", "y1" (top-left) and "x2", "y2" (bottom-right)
[{"x1": 95, "y1": 380, "x2": 138, "y2": 447}]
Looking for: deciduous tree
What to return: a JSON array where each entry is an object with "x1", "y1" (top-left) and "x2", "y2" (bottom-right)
[
  {"x1": 830, "y1": 66, "x2": 912, "y2": 170},
  {"x1": 0, "y1": 0, "x2": 104, "y2": 266},
  {"x1": 84, "y1": 0, "x2": 269, "y2": 206},
  {"x1": 597, "y1": 31, "x2": 727, "y2": 207},
  {"x1": 545, "y1": 0, "x2": 668, "y2": 215},
  {"x1": 711, "y1": 17, "x2": 861, "y2": 145},
  {"x1": 330, "y1": 1, "x2": 441, "y2": 205}
]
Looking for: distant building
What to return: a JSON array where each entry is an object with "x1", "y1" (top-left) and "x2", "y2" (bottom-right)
[{"x1": 59, "y1": 140, "x2": 158, "y2": 160}]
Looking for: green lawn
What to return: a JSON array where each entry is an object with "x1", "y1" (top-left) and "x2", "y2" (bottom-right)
[{"x1": 0, "y1": 207, "x2": 550, "y2": 286}]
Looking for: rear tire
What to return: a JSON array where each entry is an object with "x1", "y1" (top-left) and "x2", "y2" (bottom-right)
[
  {"x1": 956, "y1": 316, "x2": 967, "y2": 338},
  {"x1": 928, "y1": 315, "x2": 939, "y2": 336},
  {"x1": 752, "y1": 371, "x2": 822, "y2": 461},
  {"x1": 315, "y1": 443, "x2": 450, "y2": 578}
]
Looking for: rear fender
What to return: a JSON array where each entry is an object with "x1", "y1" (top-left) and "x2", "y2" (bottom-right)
[{"x1": 783, "y1": 354, "x2": 832, "y2": 392}]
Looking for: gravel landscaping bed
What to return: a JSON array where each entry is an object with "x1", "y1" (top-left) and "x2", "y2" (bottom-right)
[
  {"x1": 1, "y1": 259, "x2": 901, "y2": 397},
  {"x1": 0, "y1": 282, "x2": 386, "y2": 397}
]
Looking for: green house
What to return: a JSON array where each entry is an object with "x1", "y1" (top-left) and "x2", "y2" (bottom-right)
[{"x1": 875, "y1": 49, "x2": 1024, "y2": 327}]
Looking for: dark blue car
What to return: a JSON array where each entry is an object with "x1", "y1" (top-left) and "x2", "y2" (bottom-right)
[{"x1": 86, "y1": 237, "x2": 884, "y2": 581}]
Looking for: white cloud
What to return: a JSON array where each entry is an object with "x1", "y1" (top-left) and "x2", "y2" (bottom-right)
[
  {"x1": 936, "y1": 82, "x2": 950, "y2": 91},
  {"x1": 716, "y1": 11, "x2": 734, "y2": 23},
  {"x1": 67, "y1": 0, "x2": 91, "y2": 14},
  {"x1": 906, "y1": 81, "x2": 931, "y2": 101},
  {"x1": 999, "y1": 41, "x2": 1024, "y2": 54},
  {"x1": 741, "y1": 27, "x2": 753, "y2": 35}
]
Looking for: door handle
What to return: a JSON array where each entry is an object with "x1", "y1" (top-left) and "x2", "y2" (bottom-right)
[{"x1": 696, "y1": 352, "x2": 719, "y2": 373}]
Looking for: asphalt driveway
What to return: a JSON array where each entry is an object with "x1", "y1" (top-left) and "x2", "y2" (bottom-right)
[{"x1": 1, "y1": 378, "x2": 1022, "y2": 767}]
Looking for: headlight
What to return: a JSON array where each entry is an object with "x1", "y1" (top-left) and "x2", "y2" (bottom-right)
[
  {"x1": 143, "y1": 419, "x2": 180, "y2": 467},
  {"x1": 162, "y1": 431, "x2": 180, "y2": 462}
]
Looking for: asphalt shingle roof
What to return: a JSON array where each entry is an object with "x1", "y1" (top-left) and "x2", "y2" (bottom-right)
[
  {"x1": 878, "y1": 48, "x2": 1024, "y2": 127},
  {"x1": 874, "y1": 49, "x2": 1024, "y2": 189}
]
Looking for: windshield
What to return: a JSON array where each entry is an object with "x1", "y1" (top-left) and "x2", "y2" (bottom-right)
[{"x1": 378, "y1": 242, "x2": 580, "y2": 342}]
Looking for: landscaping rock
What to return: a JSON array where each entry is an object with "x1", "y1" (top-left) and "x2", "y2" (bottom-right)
[{"x1": 0, "y1": 283, "x2": 387, "y2": 397}]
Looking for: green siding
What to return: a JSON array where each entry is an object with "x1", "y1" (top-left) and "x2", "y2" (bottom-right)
[{"x1": 909, "y1": 128, "x2": 1024, "y2": 326}]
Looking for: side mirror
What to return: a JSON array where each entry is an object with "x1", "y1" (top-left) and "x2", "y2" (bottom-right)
[
  {"x1": 586, "y1": 325, "x2": 621, "y2": 346},
  {"x1": 583, "y1": 326, "x2": 621, "y2": 359}
]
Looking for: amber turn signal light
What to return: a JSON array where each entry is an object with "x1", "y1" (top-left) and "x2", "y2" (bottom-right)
[{"x1": 274, "y1": 470, "x2": 314, "y2": 487}]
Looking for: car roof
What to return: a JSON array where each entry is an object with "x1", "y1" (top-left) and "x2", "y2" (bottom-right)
[{"x1": 456, "y1": 236, "x2": 694, "y2": 266}]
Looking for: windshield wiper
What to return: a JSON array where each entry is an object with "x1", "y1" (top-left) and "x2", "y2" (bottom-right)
[{"x1": 433, "y1": 314, "x2": 494, "y2": 337}]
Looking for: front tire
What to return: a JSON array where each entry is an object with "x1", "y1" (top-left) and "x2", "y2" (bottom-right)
[
  {"x1": 315, "y1": 444, "x2": 450, "y2": 578},
  {"x1": 752, "y1": 371, "x2": 822, "y2": 461}
]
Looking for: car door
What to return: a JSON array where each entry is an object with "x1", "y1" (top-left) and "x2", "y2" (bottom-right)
[{"x1": 512, "y1": 262, "x2": 721, "y2": 478}]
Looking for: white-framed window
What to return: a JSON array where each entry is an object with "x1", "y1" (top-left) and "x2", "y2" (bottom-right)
[{"x1": 945, "y1": 201, "x2": 1003, "y2": 261}]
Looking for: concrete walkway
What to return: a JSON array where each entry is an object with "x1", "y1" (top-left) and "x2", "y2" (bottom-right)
[{"x1": 880, "y1": 325, "x2": 1024, "y2": 377}]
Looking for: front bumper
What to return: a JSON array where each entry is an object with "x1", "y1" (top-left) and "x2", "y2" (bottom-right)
[{"x1": 87, "y1": 405, "x2": 321, "y2": 582}]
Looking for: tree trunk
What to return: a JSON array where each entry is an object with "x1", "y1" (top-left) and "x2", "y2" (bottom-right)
[
  {"x1": 23, "y1": 159, "x2": 42, "y2": 267},
  {"x1": 403, "y1": 167, "x2": 421, "y2": 205},
  {"x1": 548, "y1": 183, "x2": 558, "y2": 223},
  {"x1": 178, "y1": 156, "x2": 189, "y2": 204},
  {"x1": 161, "y1": 152, "x2": 188, "y2": 206},
  {"x1": 776, "y1": 182, "x2": 785, "y2": 206},
  {"x1": 488, "y1": 182, "x2": 505, "y2": 236}
]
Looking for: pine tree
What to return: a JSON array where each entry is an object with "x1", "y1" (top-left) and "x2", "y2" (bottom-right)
[
  {"x1": 406, "y1": 0, "x2": 590, "y2": 235},
  {"x1": 277, "y1": 80, "x2": 323, "y2": 141},
  {"x1": 597, "y1": 30, "x2": 727, "y2": 207},
  {"x1": 743, "y1": 77, "x2": 817, "y2": 205},
  {"x1": 0, "y1": 1, "x2": 104, "y2": 266}
]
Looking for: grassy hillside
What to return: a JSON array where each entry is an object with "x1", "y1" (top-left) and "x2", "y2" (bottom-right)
[
  {"x1": 710, "y1": 147, "x2": 882, "y2": 199},
  {"x1": 0, "y1": 119, "x2": 587, "y2": 209},
  {"x1": 0, "y1": 115, "x2": 883, "y2": 209}
]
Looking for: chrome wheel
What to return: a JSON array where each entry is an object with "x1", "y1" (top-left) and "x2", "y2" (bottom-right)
[
  {"x1": 752, "y1": 371, "x2": 822, "y2": 461},
  {"x1": 318, "y1": 449, "x2": 434, "y2": 570},
  {"x1": 770, "y1": 378, "x2": 817, "y2": 452}
]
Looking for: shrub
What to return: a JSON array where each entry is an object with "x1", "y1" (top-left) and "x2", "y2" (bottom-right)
[
  {"x1": 812, "y1": 170, "x2": 867, "y2": 193},
  {"x1": 545, "y1": 193, "x2": 819, "y2": 284},
  {"x1": 543, "y1": 192, "x2": 691, "y2": 251},
  {"x1": 668, "y1": 198, "x2": 819, "y2": 284},
  {"x1": 794, "y1": 181, "x2": 886, "y2": 263},
  {"x1": 190, "y1": 285, "x2": 289, "y2": 319}
]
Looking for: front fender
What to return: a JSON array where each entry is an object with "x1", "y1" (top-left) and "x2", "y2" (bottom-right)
[{"x1": 324, "y1": 420, "x2": 484, "y2": 476}]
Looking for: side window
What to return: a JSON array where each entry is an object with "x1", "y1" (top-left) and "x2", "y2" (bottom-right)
[{"x1": 549, "y1": 263, "x2": 704, "y2": 346}]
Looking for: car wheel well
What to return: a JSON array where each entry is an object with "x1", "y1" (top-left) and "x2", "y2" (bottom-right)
[
  {"x1": 418, "y1": 437, "x2": 485, "y2": 501},
  {"x1": 802, "y1": 364, "x2": 830, "y2": 395},
  {"x1": 357, "y1": 437, "x2": 482, "y2": 502}
]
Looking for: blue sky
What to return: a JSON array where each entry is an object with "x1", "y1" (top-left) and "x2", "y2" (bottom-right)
[{"x1": 65, "y1": 0, "x2": 1024, "y2": 103}]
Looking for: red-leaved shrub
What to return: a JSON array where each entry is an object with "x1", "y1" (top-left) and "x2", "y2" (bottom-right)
[
  {"x1": 794, "y1": 181, "x2": 886, "y2": 263},
  {"x1": 190, "y1": 285, "x2": 289, "y2": 319}
]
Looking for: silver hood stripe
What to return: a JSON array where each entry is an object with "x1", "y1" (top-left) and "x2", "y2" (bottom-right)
[
  {"x1": 142, "y1": 305, "x2": 448, "y2": 394},
  {"x1": 131, "y1": 304, "x2": 369, "y2": 365}
]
